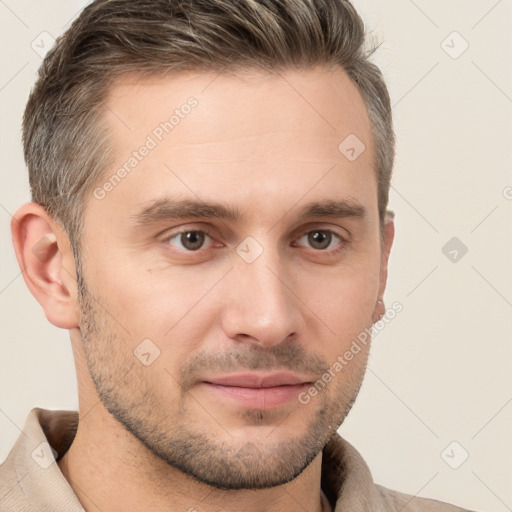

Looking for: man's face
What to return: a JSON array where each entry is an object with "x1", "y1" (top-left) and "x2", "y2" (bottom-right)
[{"x1": 77, "y1": 67, "x2": 388, "y2": 489}]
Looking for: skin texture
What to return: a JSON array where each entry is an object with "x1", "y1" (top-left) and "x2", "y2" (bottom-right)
[{"x1": 12, "y1": 66, "x2": 394, "y2": 512}]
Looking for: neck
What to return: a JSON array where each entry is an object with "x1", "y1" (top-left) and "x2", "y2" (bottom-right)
[{"x1": 57, "y1": 402, "x2": 328, "y2": 512}]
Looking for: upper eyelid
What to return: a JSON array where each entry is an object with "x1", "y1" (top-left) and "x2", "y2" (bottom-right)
[
  {"x1": 165, "y1": 228, "x2": 215, "y2": 244},
  {"x1": 159, "y1": 223, "x2": 215, "y2": 240},
  {"x1": 296, "y1": 227, "x2": 342, "y2": 237},
  {"x1": 160, "y1": 224, "x2": 349, "y2": 246},
  {"x1": 166, "y1": 227, "x2": 213, "y2": 238},
  {"x1": 164, "y1": 230, "x2": 217, "y2": 254},
  {"x1": 293, "y1": 229, "x2": 344, "y2": 249},
  {"x1": 293, "y1": 225, "x2": 349, "y2": 242}
]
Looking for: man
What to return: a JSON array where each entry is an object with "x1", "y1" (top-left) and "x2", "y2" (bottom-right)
[{"x1": 1, "y1": 0, "x2": 475, "y2": 510}]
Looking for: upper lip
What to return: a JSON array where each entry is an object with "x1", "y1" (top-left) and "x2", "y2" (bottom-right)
[{"x1": 203, "y1": 372, "x2": 311, "y2": 388}]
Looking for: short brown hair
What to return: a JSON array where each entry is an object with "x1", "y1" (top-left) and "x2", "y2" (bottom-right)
[{"x1": 23, "y1": 0, "x2": 394, "y2": 254}]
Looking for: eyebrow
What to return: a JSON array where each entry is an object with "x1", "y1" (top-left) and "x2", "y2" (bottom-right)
[
  {"x1": 131, "y1": 197, "x2": 366, "y2": 227},
  {"x1": 132, "y1": 198, "x2": 242, "y2": 226},
  {"x1": 297, "y1": 199, "x2": 366, "y2": 220}
]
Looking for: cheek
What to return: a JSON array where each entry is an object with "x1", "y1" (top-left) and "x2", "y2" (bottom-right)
[
  {"x1": 84, "y1": 225, "x2": 381, "y2": 368},
  {"x1": 295, "y1": 256, "x2": 381, "y2": 353},
  {"x1": 86, "y1": 245, "x2": 194, "y2": 321},
  {"x1": 84, "y1": 251, "x2": 226, "y2": 371}
]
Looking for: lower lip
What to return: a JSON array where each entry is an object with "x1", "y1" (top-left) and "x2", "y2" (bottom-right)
[{"x1": 201, "y1": 382, "x2": 310, "y2": 410}]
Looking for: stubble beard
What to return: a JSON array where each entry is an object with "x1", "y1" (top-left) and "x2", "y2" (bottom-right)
[{"x1": 76, "y1": 272, "x2": 367, "y2": 490}]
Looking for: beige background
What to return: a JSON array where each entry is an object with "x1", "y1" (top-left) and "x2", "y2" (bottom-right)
[{"x1": 1, "y1": 1, "x2": 511, "y2": 511}]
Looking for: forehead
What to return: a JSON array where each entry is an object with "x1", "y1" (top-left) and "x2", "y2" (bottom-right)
[
  {"x1": 104, "y1": 66, "x2": 372, "y2": 152},
  {"x1": 91, "y1": 67, "x2": 376, "y2": 227}
]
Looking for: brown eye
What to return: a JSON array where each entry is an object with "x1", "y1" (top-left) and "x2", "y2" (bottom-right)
[
  {"x1": 168, "y1": 231, "x2": 208, "y2": 251},
  {"x1": 296, "y1": 230, "x2": 341, "y2": 251},
  {"x1": 308, "y1": 231, "x2": 332, "y2": 250}
]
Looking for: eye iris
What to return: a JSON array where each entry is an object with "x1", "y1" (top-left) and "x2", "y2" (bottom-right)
[
  {"x1": 308, "y1": 231, "x2": 331, "y2": 250},
  {"x1": 181, "y1": 231, "x2": 205, "y2": 250}
]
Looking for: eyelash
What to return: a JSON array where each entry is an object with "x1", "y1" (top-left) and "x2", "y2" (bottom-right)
[
  {"x1": 164, "y1": 228, "x2": 218, "y2": 252},
  {"x1": 163, "y1": 227, "x2": 347, "y2": 255},
  {"x1": 293, "y1": 229, "x2": 345, "y2": 253}
]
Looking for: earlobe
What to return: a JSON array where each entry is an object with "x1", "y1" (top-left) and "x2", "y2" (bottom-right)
[{"x1": 11, "y1": 203, "x2": 80, "y2": 330}]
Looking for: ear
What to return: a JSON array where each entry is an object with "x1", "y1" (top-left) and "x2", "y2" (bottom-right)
[
  {"x1": 372, "y1": 211, "x2": 395, "y2": 323},
  {"x1": 11, "y1": 203, "x2": 80, "y2": 329}
]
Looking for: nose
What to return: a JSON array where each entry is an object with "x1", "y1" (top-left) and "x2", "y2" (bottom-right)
[{"x1": 220, "y1": 251, "x2": 305, "y2": 348}]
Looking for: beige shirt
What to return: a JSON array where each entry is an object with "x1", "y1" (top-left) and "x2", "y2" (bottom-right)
[{"x1": 0, "y1": 408, "x2": 475, "y2": 511}]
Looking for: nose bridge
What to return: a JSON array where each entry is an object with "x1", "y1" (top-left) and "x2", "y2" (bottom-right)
[{"x1": 221, "y1": 244, "x2": 303, "y2": 346}]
